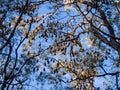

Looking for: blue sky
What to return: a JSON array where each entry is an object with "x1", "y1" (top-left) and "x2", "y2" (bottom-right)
[
  {"x1": 24, "y1": 1, "x2": 120, "y2": 90},
  {"x1": 1, "y1": 0, "x2": 120, "y2": 90}
]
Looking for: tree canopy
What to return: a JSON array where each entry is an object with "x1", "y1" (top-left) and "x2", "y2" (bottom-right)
[{"x1": 0, "y1": 0, "x2": 120, "y2": 90}]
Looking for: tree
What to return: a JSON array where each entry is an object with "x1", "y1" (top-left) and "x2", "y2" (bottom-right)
[
  {"x1": 0, "y1": 0, "x2": 49, "y2": 89},
  {"x1": 41, "y1": 0, "x2": 120, "y2": 89},
  {"x1": 0, "y1": 0, "x2": 120, "y2": 90}
]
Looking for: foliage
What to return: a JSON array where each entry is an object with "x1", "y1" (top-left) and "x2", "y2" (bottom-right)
[{"x1": 0, "y1": 0, "x2": 120, "y2": 90}]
